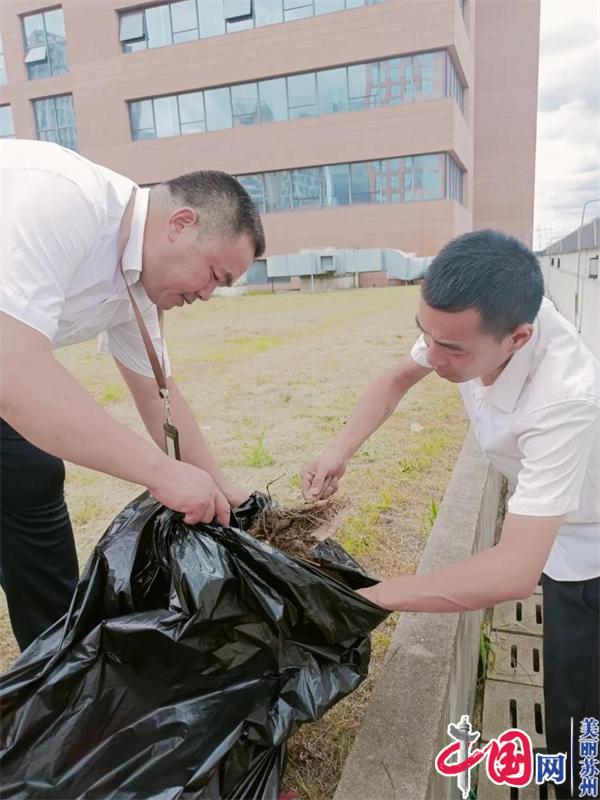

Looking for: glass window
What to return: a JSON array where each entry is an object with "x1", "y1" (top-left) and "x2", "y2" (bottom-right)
[
  {"x1": 231, "y1": 82, "x2": 259, "y2": 126},
  {"x1": 383, "y1": 56, "x2": 411, "y2": 105},
  {"x1": 224, "y1": 0, "x2": 253, "y2": 19},
  {"x1": 120, "y1": 11, "x2": 145, "y2": 42},
  {"x1": 22, "y1": 8, "x2": 69, "y2": 80},
  {"x1": 254, "y1": 0, "x2": 283, "y2": 26},
  {"x1": 198, "y1": 0, "x2": 226, "y2": 37},
  {"x1": 315, "y1": 0, "x2": 345, "y2": 12},
  {"x1": 0, "y1": 105, "x2": 15, "y2": 138},
  {"x1": 350, "y1": 161, "x2": 374, "y2": 203},
  {"x1": 171, "y1": 0, "x2": 199, "y2": 42},
  {"x1": 130, "y1": 99, "x2": 156, "y2": 139},
  {"x1": 34, "y1": 94, "x2": 77, "y2": 151},
  {"x1": 348, "y1": 63, "x2": 379, "y2": 110},
  {"x1": 178, "y1": 91, "x2": 205, "y2": 133},
  {"x1": 414, "y1": 51, "x2": 445, "y2": 101},
  {"x1": 247, "y1": 259, "x2": 269, "y2": 284},
  {"x1": 205, "y1": 87, "x2": 233, "y2": 130},
  {"x1": 145, "y1": 5, "x2": 173, "y2": 48},
  {"x1": 292, "y1": 167, "x2": 322, "y2": 208},
  {"x1": 154, "y1": 95, "x2": 180, "y2": 137},
  {"x1": 264, "y1": 170, "x2": 292, "y2": 212},
  {"x1": 238, "y1": 174, "x2": 266, "y2": 212},
  {"x1": 321, "y1": 163, "x2": 350, "y2": 206},
  {"x1": 283, "y1": 0, "x2": 312, "y2": 21},
  {"x1": 410, "y1": 153, "x2": 444, "y2": 200},
  {"x1": 317, "y1": 67, "x2": 348, "y2": 114},
  {"x1": 287, "y1": 73, "x2": 317, "y2": 119},
  {"x1": 259, "y1": 78, "x2": 287, "y2": 122}
]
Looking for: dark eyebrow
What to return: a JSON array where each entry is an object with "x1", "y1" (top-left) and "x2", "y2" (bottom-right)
[{"x1": 414, "y1": 314, "x2": 467, "y2": 353}]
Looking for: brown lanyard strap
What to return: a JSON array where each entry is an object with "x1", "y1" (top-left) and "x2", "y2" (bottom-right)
[{"x1": 117, "y1": 187, "x2": 171, "y2": 414}]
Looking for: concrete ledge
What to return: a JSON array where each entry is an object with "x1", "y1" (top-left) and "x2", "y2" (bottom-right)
[{"x1": 334, "y1": 428, "x2": 502, "y2": 800}]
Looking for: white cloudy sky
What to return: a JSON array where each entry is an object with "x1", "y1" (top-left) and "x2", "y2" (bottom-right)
[{"x1": 533, "y1": 0, "x2": 600, "y2": 249}]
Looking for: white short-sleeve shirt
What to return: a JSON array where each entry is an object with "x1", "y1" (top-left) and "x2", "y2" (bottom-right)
[
  {"x1": 0, "y1": 139, "x2": 170, "y2": 378},
  {"x1": 410, "y1": 298, "x2": 600, "y2": 581}
]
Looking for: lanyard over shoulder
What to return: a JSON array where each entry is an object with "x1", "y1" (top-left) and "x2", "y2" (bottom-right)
[{"x1": 117, "y1": 186, "x2": 180, "y2": 458}]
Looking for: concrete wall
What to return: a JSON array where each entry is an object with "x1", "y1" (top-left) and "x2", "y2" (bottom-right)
[
  {"x1": 472, "y1": 0, "x2": 540, "y2": 247},
  {"x1": 540, "y1": 250, "x2": 600, "y2": 360},
  {"x1": 335, "y1": 428, "x2": 502, "y2": 800}
]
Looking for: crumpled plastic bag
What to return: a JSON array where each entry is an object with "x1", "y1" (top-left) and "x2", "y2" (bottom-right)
[{"x1": 0, "y1": 492, "x2": 387, "y2": 799}]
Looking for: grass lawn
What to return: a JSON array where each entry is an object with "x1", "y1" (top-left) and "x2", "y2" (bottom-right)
[{"x1": 0, "y1": 286, "x2": 468, "y2": 797}]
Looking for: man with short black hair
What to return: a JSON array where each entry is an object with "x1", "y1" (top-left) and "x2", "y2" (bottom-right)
[
  {"x1": 302, "y1": 230, "x2": 599, "y2": 798},
  {"x1": 0, "y1": 139, "x2": 265, "y2": 651}
]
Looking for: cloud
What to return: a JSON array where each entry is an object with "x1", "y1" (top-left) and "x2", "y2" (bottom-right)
[{"x1": 533, "y1": 0, "x2": 600, "y2": 249}]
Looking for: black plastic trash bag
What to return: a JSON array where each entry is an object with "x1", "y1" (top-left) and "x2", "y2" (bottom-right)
[{"x1": 0, "y1": 492, "x2": 387, "y2": 799}]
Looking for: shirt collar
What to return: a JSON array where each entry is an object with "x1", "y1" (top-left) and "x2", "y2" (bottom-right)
[
  {"x1": 482, "y1": 315, "x2": 541, "y2": 413},
  {"x1": 121, "y1": 187, "x2": 150, "y2": 281}
]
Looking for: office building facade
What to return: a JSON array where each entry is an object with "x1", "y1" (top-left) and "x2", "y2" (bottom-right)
[{"x1": 0, "y1": 0, "x2": 540, "y2": 257}]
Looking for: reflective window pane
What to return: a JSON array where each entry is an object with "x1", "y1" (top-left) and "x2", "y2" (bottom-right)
[
  {"x1": 205, "y1": 87, "x2": 233, "y2": 130},
  {"x1": 231, "y1": 82, "x2": 259, "y2": 126},
  {"x1": 198, "y1": 0, "x2": 226, "y2": 37},
  {"x1": 34, "y1": 97, "x2": 57, "y2": 130},
  {"x1": 287, "y1": 73, "x2": 317, "y2": 119},
  {"x1": 120, "y1": 11, "x2": 145, "y2": 41},
  {"x1": 237, "y1": 174, "x2": 266, "y2": 212},
  {"x1": 44, "y1": 8, "x2": 66, "y2": 38},
  {"x1": 283, "y1": 0, "x2": 312, "y2": 21},
  {"x1": 321, "y1": 163, "x2": 350, "y2": 206},
  {"x1": 227, "y1": 17, "x2": 254, "y2": 31},
  {"x1": 254, "y1": 0, "x2": 284, "y2": 26},
  {"x1": 317, "y1": 67, "x2": 348, "y2": 114},
  {"x1": 259, "y1": 78, "x2": 287, "y2": 122},
  {"x1": 178, "y1": 91, "x2": 205, "y2": 133},
  {"x1": 414, "y1": 51, "x2": 445, "y2": 101},
  {"x1": 171, "y1": 0, "x2": 198, "y2": 33},
  {"x1": 23, "y1": 13, "x2": 44, "y2": 48},
  {"x1": 130, "y1": 100, "x2": 155, "y2": 139},
  {"x1": 385, "y1": 56, "x2": 412, "y2": 105},
  {"x1": 292, "y1": 167, "x2": 322, "y2": 208},
  {"x1": 145, "y1": 5, "x2": 172, "y2": 48},
  {"x1": 48, "y1": 40, "x2": 69, "y2": 76},
  {"x1": 315, "y1": 0, "x2": 345, "y2": 14},
  {"x1": 350, "y1": 161, "x2": 373, "y2": 203},
  {"x1": 264, "y1": 170, "x2": 292, "y2": 212},
  {"x1": 0, "y1": 105, "x2": 15, "y2": 138},
  {"x1": 224, "y1": 0, "x2": 252, "y2": 19},
  {"x1": 154, "y1": 95, "x2": 180, "y2": 137},
  {"x1": 348, "y1": 63, "x2": 378, "y2": 110}
]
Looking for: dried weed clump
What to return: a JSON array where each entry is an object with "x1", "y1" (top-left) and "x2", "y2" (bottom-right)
[{"x1": 248, "y1": 499, "x2": 343, "y2": 560}]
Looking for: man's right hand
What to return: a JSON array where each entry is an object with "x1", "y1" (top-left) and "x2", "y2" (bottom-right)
[
  {"x1": 301, "y1": 449, "x2": 347, "y2": 501},
  {"x1": 148, "y1": 460, "x2": 231, "y2": 525}
]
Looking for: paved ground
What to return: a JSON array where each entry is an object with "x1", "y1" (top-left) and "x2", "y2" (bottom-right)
[{"x1": 0, "y1": 286, "x2": 469, "y2": 798}]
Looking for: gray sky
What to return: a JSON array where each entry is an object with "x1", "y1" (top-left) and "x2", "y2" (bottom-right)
[{"x1": 533, "y1": 0, "x2": 600, "y2": 249}]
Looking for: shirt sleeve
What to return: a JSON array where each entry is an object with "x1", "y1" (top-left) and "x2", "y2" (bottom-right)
[
  {"x1": 507, "y1": 401, "x2": 600, "y2": 517},
  {"x1": 0, "y1": 171, "x2": 102, "y2": 340},
  {"x1": 97, "y1": 305, "x2": 172, "y2": 379},
  {"x1": 410, "y1": 334, "x2": 431, "y2": 368}
]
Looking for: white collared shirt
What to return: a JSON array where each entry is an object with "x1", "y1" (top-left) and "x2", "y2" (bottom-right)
[
  {"x1": 411, "y1": 298, "x2": 600, "y2": 581},
  {"x1": 0, "y1": 139, "x2": 170, "y2": 378}
]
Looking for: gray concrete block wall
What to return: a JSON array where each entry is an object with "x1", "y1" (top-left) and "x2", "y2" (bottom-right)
[{"x1": 334, "y1": 428, "x2": 502, "y2": 800}]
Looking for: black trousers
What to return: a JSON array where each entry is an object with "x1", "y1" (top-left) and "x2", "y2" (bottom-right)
[
  {"x1": 542, "y1": 572, "x2": 600, "y2": 799},
  {"x1": 0, "y1": 419, "x2": 79, "y2": 652}
]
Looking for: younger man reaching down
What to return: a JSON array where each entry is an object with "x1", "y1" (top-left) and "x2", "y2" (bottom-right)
[{"x1": 301, "y1": 230, "x2": 599, "y2": 797}]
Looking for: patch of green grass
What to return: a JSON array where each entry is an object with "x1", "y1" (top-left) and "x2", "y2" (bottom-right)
[
  {"x1": 206, "y1": 335, "x2": 282, "y2": 362},
  {"x1": 99, "y1": 383, "x2": 125, "y2": 404},
  {"x1": 281, "y1": 393, "x2": 292, "y2": 404},
  {"x1": 71, "y1": 500, "x2": 105, "y2": 527},
  {"x1": 427, "y1": 498, "x2": 439, "y2": 528},
  {"x1": 243, "y1": 433, "x2": 275, "y2": 468},
  {"x1": 289, "y1": 473, "x2": 301, "y2": 490},
  {"x1": 337, "y1": 490, "x2": 392, "y2": 556},
  {"x1": 371, "y1": 630, "x2": 392, "y2": 659}
]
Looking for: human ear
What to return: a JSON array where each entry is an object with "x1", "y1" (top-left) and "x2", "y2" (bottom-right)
[
  {"x1": 167, "y1": 207, "x2": 198, "y2": 239},
  {"x1": 508, "y1": 324, "x2": 533, "y2": 353}
]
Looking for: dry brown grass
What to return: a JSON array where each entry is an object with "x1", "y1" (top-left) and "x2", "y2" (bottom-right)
[{"x1": 0, "y1": 286, "x2": 468, "y2": 796}]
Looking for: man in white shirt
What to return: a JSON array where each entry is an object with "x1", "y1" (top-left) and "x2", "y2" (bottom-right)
[
  {"x1": 301, "y1": 230, "x2": 599, "y2": 798},
  {"x1": 0, "y1": 139, "x2": 265, "y2": 651}
]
